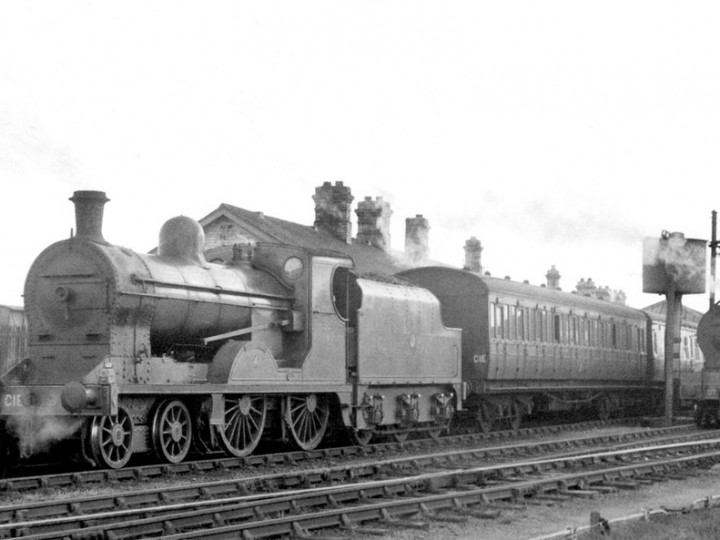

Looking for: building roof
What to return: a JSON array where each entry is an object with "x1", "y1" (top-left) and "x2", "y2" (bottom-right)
[
  {"x1": 642, "y1": 299, "x2": 705, "y2": 325},
  {"x1": 198, "y1": 203, "x2": 448, "y2": 276}
]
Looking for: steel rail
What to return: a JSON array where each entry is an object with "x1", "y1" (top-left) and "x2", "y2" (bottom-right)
[
  {"x1": 0, "y1": 425, "x2": 712, "y2": 527},
  {"x1": 0, "y1": 424, "x2": 709, "y2": 526},
  {"x1": 4, "y1": 439, "x2": 720, "y2": 539},
  {"x1": 155, "y1": 450, "x2": 720, "y2": 540},
  {"x1": 0, "y1": 419, "x2": 695, "y2": 494}
]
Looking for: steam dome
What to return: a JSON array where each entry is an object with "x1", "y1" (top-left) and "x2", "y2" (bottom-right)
[{"x1": 158, "y1": 216, "x2": 208, "y2": 266}]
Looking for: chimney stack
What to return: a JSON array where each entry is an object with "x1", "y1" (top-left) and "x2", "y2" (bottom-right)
[
  {"x1": 355, "y1": 196, "x2": 392, "y2": 252},
  {"x1": 546, "y1": 265, "x2": 561, "y2": 290},
  {"x1": 405, "y1": 214, "x2": 430, "y2": 263},
  {"x1": 575, "y1": 277, "x2": 597, "y2": 297},
  {"x1": 463, "y1": 236, "x2": 483, "y2": 273},
  {"x1": 69, "y1": 190, "x2": 109, "y2": 243},
  {"x1": 313, "y1": 181, "x2": 354, "y2": 243}
]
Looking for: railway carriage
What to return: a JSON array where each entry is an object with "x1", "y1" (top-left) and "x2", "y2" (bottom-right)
[
  {"x1": 398, "y1": 267, "x2": 662, "y2": 431},
  {"x1": 0, "y1": 305, "x2": 26, "y2": 375},
  {"x1": 646, "y1": 306, "x2": 704, "y2": 410}
]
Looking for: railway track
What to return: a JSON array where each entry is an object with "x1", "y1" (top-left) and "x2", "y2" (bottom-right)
[
  {"x1": 0, "y1": 426, "x2": 718, "y2": 538},
  {"x1": 0, "y1": 418, "x2": 692, "y2": 494}
]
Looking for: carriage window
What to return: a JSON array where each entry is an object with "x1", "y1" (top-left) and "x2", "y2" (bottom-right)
[
  {"x1": 566, "y1": 316, "x2": 571, "y2": 343},
  {"x1": 508, "y1": 306, "x2": 516, "y2": 339},
  {"x1": 528, "y1": 309, "x2": 535, "y2": 341},
  {"x1": 525, "y1": 308, "x2": 530, "y2": 340},
  {"x1": 611, "y1": 324, "x2": 617, "y2": 348},
  {"x1": 570, "y1": 317, "x2": 578, "y2": 345},
  {"x1": 652, "y1": 327, "x2": 658, "y2": 354},
  {"x1": 553, "y1": 314, "x2": 561, "y2": 342},
  {"x1": 496, "y1": 305, "x2": 506, "y2": 338},
  {"x1": 536, "y1": 311, "x2": 543, "y2": 341}
]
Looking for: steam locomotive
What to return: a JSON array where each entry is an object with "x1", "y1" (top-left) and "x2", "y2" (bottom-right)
[
  {"x1": 694, "y1": 303, "x2": 720, "y2": 426},
  {"x1": 0, "y1": 191, "x2": 664, "y2": 469},
  {"x1": 0, "y1": 191, "x2": 461, "y2": 468}
]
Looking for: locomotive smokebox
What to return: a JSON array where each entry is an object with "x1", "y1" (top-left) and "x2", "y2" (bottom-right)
[
  {"x1": 642, "y1": 231, "x2": 707, "y2": 294},
  {"x1": 70, "y1": 190, "x2": 109, "y2": 243}
]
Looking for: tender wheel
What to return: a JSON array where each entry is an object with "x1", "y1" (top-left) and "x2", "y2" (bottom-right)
[
  {"x1": 285, "y1": 394, "x2": 330, "y2": 451},
  {"x1": 217, "y1": 395, "x2": 268, "y2": 457},
  {"x1": 695, "y1": 405, "x2": 705, "y2": 428},
  {"x1": 392, "y1": 430, "x2": 409, "y2": 443},
  {"x1": 597, "y1": 396, "x2": 611, "y2": 422},
  {"x1": 152, "y1": 400, "x2": 192, "y2": 463},
  {"x1": 508, "y1": 401, "x2": 522, "y2": 431},
  {"x1": 351, "y1": 428, "x2": 373, "y2": 446},
  {"x1": 428, "y1": 428, "x2": 443, "y2": 441},
  {"x1": 89, "y1": 407, "x2": 134, "y2": 469},
  {"x1": 476, "y1": 402, "x2": 493, "y2": 434}
]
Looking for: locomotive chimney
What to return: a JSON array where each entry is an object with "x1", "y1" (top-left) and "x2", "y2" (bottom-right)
[{"x1": 69, "y1": 190, "x2": 109, "y2": 243}]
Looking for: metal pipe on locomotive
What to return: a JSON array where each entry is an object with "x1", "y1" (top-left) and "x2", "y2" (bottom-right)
[{"x1": 0, "y1": 191, "x2": 462, "y2": 468}]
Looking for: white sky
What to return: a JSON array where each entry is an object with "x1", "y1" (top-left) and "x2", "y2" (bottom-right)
[{"x1": 1, "y1": 2, "x2": 719, "y2": 313}]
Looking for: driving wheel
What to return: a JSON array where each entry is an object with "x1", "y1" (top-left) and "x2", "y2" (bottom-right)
[
  {"x1": 88, "y1": 407, "x2": 134, "y2": 469},
  {"x1": 152, "y1": 399, "x2": 192, "y2": 463},
  {"x1": 285, "y1": 394, "x2": 330, "y2": 451},
  {"x1": 217, "y1": 394, "x2": 268, "y2": 457}
]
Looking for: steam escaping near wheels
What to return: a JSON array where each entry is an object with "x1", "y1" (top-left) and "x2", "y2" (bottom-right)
[{"x1": 5, "y1": 408, "x2": 82, "y2": 458}]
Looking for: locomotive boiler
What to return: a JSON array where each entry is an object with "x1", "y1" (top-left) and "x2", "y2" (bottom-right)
[{"x1": 0, "y1": 191, "x2": 462, "y2": 468}]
